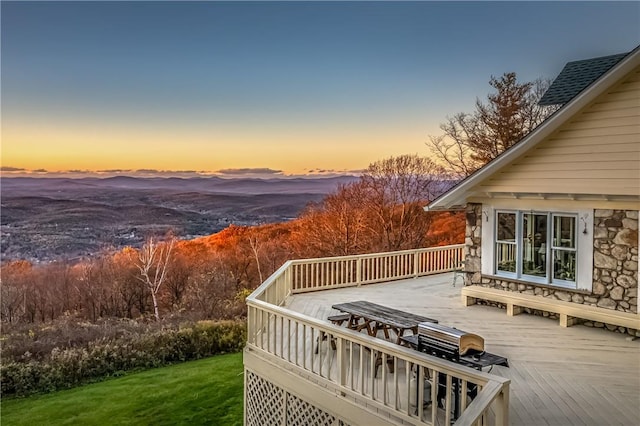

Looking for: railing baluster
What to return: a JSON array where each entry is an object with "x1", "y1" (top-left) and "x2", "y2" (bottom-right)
[
  {"x1": 445, "y1": 373, "x2": 453, "y2": 425},
  {"x1": 431, "y1": 368, "x2": 438, "y2": 425}
]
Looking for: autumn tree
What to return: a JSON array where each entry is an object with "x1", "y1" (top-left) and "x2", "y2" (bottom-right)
[
  {"x1": 0, "y1": 260, "x2": 32, "y2": 323},
  {"x1": 297, "y1": 182, "x2": 370, "y2": 257},
  {"x1": 162, "y1": 249, "x2": 191, "y2": 311},
  {"x1": 428, "y1": 72, "x2": 558, "y2": 177}
]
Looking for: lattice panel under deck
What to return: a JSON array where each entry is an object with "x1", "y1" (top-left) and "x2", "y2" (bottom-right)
[
  {"x1": 286, "y1": 393, "x2": 337, "y2": 426},
  {"x1": 246, "y1": 370, "x2": 349, "y2": 426},
  {"x1": 245, "y1": 371, "x2": 284, "y2": 426}
]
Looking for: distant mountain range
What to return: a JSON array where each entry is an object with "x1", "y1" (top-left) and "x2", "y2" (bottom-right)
[{"x1": 1, "y1": 176, "x2": 359, "y2": 262}]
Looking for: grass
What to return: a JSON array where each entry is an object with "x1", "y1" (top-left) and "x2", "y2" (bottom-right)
[{"x1": 1, "y1": 352, "x2": 244, "y2": 426}]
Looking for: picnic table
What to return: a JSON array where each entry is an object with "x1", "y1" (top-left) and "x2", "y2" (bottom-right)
[{"x1": 331, "y1": 300, "x2": 438, "y2": 344}]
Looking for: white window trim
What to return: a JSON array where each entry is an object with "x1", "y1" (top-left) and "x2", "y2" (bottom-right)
[
  {"x1": 576, "y1": 209, "x2": 593, "y2": 292},
  {"x1": 481, "y1": 206, "x2": 494, "y2": 276},
  {"x1": 484, "y1": 207, "x2": 593, "y2": 291}
]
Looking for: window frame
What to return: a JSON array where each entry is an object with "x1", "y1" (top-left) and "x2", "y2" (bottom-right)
[
  {"x1": 495, "y1": 211, "x2": 518, "y2": 278},
  {"x1": 494, "y1": 210, "x2": 579, "y2": 289}
]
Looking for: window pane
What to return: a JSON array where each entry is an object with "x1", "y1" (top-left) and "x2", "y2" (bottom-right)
[
  {"x1": 496, "y1": 242, "x2": 516, "y2": 273},
  {"x1": 497, "y1": 212, "x2": 516, "y2": 242},
  {"x1": 522, "y1": 213, "x2": 547, "y2": 278},
  {"x1": 553, "y1": 250, "x2": 576, "y2": 282},
  {"x1": 553, "y1": 215, "x2": 576, "y2": 248}
]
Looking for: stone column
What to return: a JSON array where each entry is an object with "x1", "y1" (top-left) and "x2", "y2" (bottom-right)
[
  {"x1": 465, "y1": 203, "x2": 482, "y2": 285},
  {"x1": 593, "y1": 209, "x2": 638, "y2": 315}
]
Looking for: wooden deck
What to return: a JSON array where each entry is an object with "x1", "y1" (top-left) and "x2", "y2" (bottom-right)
[{"x1": 285, "y1": 273, "x2": 640, "y2": 426}]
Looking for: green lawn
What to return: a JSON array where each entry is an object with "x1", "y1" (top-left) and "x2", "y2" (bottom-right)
[{"x1": 1, "y1": 352, "x2": 244, "y2": 426}]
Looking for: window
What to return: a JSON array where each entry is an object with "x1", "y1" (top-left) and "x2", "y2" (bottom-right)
[
  {"x1": 494, "y1": 211, "x2": 578, "y2": 288},
  {"x1": 496, "y1": 212, "x2": 516, "y2": 274}
]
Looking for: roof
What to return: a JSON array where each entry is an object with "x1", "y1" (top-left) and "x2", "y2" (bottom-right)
[
  {"x1": 427, "y1": 45, "x2": 640, "y2": 211},
  {"x1": 538, "y1": 52, "x2": 629, "y2": 106}
]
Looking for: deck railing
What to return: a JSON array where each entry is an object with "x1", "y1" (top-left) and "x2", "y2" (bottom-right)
[
  {"x1": 245, "y1": 245, "x2": 510, "y2": 426},
  {"x1": 289, "y1": 245, "x2": 466, "y2": 293}
]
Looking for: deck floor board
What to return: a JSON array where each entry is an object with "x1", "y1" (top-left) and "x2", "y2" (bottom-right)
[{"x1": 285, "y1": 273, "x2": 640, "y2": 426}]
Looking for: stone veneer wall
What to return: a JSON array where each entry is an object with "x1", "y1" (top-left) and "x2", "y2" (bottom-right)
[
  {"x1": 464, "y1": 204, "x2": 638, "y2": 335},
  {"x1": 464, "y1": 203, "x2": 482, "y2": 286},
  {"x1": 592, "y1": 210, "x2": 638, "y2": 313}
]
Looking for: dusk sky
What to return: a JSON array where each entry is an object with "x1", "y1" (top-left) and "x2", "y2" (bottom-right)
[{"x1": 2, "y1": 1, "x2": 639, "y2": 178}]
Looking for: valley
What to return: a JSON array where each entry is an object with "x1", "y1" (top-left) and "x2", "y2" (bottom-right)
[{"x1": 0, "y1": 176, "x2": 357, "y2": 262}]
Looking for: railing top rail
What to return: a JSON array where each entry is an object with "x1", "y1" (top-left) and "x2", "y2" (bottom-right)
[
  {"x1": 246, "y1": 260, "x2": 293, "y2": 302},
  {"x1": 453, "y1": 381, "x2": 505, "y2": 425},
  {"x1": 287, "y1": 244, "x2": 465, "y2": 264}
]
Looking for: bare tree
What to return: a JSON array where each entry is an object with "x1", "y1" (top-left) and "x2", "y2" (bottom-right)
[
  {"x1": 361, "y1": 154, "x2": 445, "y2": 251},
  {"x1": 428, "y1": 73, "x2": 558, "y2": 177},
  {"x1": 248, "y1": 235, "x2": 264, "y2": 283},
  {"x1": 135, "y1": 237, "x2": 174, "y2": 321},
  {"x1": 163, "y1": 252, "x2": 191, "y2": 311},
  {"x1": 0, "y1": 260, "x2": 32, "y2": 323},
  {"x1": 297, "y1": 182, "x2": 370, "y2": 257}
]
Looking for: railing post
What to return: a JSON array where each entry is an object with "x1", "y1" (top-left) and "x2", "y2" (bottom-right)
[
  {"x1": 496, "y1": 382, "x2": 510, "y2": 426},
  {"x1": 337, "y1": 338, "x2": 347, "y2": 390},
  {"x1": 413, "y1": 250, "x2": 420, "y2": 277},
  {"x1": 356, "y1": 257, "x2": 362, "y2": 287}
]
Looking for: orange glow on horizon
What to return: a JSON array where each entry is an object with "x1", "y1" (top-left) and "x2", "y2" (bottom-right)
[{"x1": 2, "y1": 116, "x2": 441, "y2": 175}]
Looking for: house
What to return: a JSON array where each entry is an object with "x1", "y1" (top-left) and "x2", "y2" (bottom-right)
[{"x1": 426, "y1": 46, "x2": 640, "y2": 334}]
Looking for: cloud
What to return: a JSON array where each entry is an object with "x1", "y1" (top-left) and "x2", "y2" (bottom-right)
[
  {"x1": 347, "y1": 168, "x2": 366, "y2": 174},
  {"x1": 98, "y1": 169, "x2": 132, "y2": 173},
  {"x1": 0, "y1": 167, "x2": 360, "y2": 179},
  {"x1": 306, "y1": 168, "x2": 364, "y2": 176},
  {"x1": 130, "y1": 169, "x2": 205, "y2": 177},
  {"x1": 216, "y1": 168, "x2": 283, "y2": 176}
]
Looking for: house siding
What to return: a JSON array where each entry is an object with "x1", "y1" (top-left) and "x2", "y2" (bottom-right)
[{"x1": 478, "y1": 68, "x2": 640, "y2": 197}]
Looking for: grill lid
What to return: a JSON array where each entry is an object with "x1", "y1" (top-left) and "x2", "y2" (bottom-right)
[{"x1": 417, "y1": 322, "x2": 484, "y2": 355}]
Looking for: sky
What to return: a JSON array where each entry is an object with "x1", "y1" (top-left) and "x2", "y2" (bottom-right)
[{"x1": 2, "y1": 1, "x2": 639, "y2": 178}]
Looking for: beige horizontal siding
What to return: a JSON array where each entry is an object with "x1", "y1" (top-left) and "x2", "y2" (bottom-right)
[
  {"x1": 521, "y1": 151, "x2": 637, "y2": 165},
  {"x1": 503, "y1": 160, "x2": 638, "y2": 172},
  {"x1": 480, "y1": 180, "x2": 639, "y2": 196},
  {"x1": 579, "y1": 106, "x2": 640, "y2": 120},
  {"x1": 536, "y1": 139, "x2": 640, "y2": 154},
  {"x1": 477, "y1": 67, "x2": 640, "y2": 197},
  {"x1": 586, "y1": 97, "x2": 638, "y2": 112}
]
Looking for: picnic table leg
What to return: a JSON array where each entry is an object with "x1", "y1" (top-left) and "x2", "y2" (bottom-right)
[{"x1": 315, "y1": 331, "x2": 327, "y2": 354}]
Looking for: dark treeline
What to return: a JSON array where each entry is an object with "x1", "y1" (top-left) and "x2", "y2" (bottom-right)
[{"x1": 1, "y1": 155, "x2": 465, "y2": 326}]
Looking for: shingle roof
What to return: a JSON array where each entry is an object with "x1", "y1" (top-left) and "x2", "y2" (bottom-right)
[{"x1": 538, "y1": 52, "x2": 629, "y2": 106}]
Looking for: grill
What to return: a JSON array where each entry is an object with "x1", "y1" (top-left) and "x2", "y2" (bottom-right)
[
  {"x1": 405, "y1": 323, "x2": 509, "y2": 421},
  {"x1": 417, "y1": 322, "x2": 484, "y2": 361}
]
